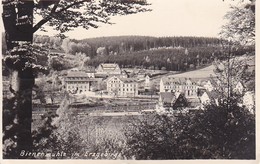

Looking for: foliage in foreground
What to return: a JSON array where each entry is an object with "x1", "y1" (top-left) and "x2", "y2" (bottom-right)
[{"x1": 124, "y1": 103, "x2": 255, "y2": 159}]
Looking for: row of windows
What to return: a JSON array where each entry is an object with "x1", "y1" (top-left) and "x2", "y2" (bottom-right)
[
  {"x1": 67, "y1": 81, "x2": 89, "y2": 84},
  {"x1": 67, "y1": 77, "x2": 88, "y2": 80},
  {"x1": 165, "y1": 85, "x2": 197, "y2": 89},
  {"x1": 119, "y1": 88, "x2": 136, "y2": 92},
  {"x1": 110, "y1": 83, "x2": 137, "y2": 88},
  {"x1": 68, "y1": 85, "x2": 88, "y2": 89},
  {"x1": 68, "y1": 89, "x2": 88, "y2": 92}
]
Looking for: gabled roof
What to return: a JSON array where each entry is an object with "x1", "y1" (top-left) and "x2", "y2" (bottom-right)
[
  {"x1": 99, "y1": 63, "x2": 120, "y2": 69},
  {"x1": 197, "y1": 88, "x2": 206, "y2": 97},
  {"x1": 206, "y1": 90, "x2": 223, "y2": 100},
  {"x1": 187, "y1": 97, "x2": 201, "y2": 107},
  {"x1": 159, "y1": 92, "x2": 176, "y2": 104},
  {"x1": 235, "y1": 81, "x2": 245, "y2": 88},
  {"x1": 120, "y1": 78, "x2": 138, "y2": 83},
  {"x1": 161, "y1": 77, "x2": 197, "y2": 85}
]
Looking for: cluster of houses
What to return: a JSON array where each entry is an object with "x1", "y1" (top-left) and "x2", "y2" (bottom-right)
[
  {"x1": 63, "y1": 63, "x2": 255, "y2": 114},
  {"x1": 64, "y1": 63, "x2": 151, "y2": 96},
  {"x1": 157, "y1": 76, "x2": 254, "y2": 114}
]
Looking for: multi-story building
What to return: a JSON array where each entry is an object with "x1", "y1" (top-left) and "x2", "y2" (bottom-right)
[
  {"x1": 160, "y1": 77, "x2": 199, "y2": 97},
  {"x1": 65, "y1": 70, "x2": 92, "y2": 94},
  {"x1": 106, "y1": 76, "x2": 138, "y2": 97},
  {"x1": 95, "y1": 63, "x2": 121, "y2": 77}
]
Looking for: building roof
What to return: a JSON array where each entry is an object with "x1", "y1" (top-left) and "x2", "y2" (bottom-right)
[
  {"x1": 121, "y1": 78, "x2": 138, "y2": 83},
  {"x1": 206, "y1": 90, "x2": 223, "y2": 100},
  {"x1": 99, "y1": 63, "x2": 120, "y2": 71},
  {"x1": 162, "y1": 77, "x2": 197, "y2": 85},
  {"x1": 160, "y1": 92, "x2": 176, "y2": 104},
  {"x1": 65, "y1": 70, "x2": 96, "y2": 82},
  {"x1": 107, "y1": 76, "x2": 137, "y2": 84},
  {"x1": 159, "y1": 92, "x2": 182, "y2": 104},
  {"x1": 187, "y1": 97, "x2": 201, "y2": 107}
]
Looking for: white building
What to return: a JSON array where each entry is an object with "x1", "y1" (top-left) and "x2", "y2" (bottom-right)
[
  {"x1": 234, "y1": 81, "x2": 245, "y2": 94},
  {"x1": 96, "y1": 63, "x2": 121, "y2": 76},
  {"x1": 106, "y1": 76, "x2": 138, "y2": 97},
  {"x1": 160, "y1": 77, "x2": 199, "y2": 97},
  {"x1": 242, "y1": 91, "x2": 255, "y2": 114},
  {"x1": 199, "y1": 90, "x2": 222, "y2": 107},
  {"x1": 65, "y1": 70, "x2": 92, "y2": 94}
]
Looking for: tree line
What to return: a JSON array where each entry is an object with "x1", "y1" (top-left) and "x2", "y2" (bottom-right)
[{"x1": 86, "y1": 45, "x2": 254, "y2": 71}]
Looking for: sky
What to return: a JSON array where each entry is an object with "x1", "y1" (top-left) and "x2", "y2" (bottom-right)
[{"x1": 35, "y1": 0, "x2": 240, "y2": 39}]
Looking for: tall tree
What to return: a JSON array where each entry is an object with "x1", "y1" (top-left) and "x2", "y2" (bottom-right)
[
  {"x1": 2, "y1": 0, "x2": 149, "y2": 158},
  {"x1": 220, "y1": 0, "x2": 255, "y2": 45}
]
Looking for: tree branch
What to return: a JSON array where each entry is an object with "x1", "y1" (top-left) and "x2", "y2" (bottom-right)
[
  {"x1": 32, "y1": 0, "x2": 90, "y2": 33},
  {"x1": 51, "y1": 0, "x2": 61, "y2": 13}
]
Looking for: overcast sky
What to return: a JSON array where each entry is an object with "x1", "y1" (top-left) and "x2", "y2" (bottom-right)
[{"x1": 36, "y1": 0, "x2": 241, "y2": 40}]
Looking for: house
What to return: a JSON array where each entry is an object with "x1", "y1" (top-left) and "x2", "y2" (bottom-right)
[
  {"x1": 106, "y1": 76, "x2": 138, "y2": 97},
  {"x1": 203, "y1": 80, "x2": 215, "y2": 92},
  {"x1": 234, "y1": 81, "x2": 245, "y2": 94},
  {"x1": 65, "y1": 69, "x2": 92, "y2": 94},
  {"x1": 95, "y1": 63, "x2": 121, "y2": 77},
  {"x1": 200, "y1": 90, "x2": 222, "y2": 106},
  {"x1": 187, "y1": 97, "x2": 201, "y2": 108},
  {"x1": 157, "y1": 92, "x2": 188, "y2": 113},
  {"x1": 242, "y1": 91, "x2": 255, "y2": 114},
  {"x1": 136, "y1": 69, "x2": 147, "y2": 79},
  {"x1": 160, "y1": 77, "x2": 199, "y2": 97}
]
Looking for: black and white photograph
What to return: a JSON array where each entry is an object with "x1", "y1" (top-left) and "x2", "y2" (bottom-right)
[{"x1": 1, "y1": 0, "x2": 257, "y2": 161}]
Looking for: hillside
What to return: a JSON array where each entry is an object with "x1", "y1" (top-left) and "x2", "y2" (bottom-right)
[{"x1": 169, "y1": 55, "x2": 255, "y2": 79}]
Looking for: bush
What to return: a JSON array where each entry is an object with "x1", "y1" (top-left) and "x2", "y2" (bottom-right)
[{"x1": 124, "y1": 102, "x2": 255, "y2": 159}]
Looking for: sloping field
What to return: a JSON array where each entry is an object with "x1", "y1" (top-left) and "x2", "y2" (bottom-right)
[
  {"x1": 170, "y1": 55, "x2": 255, "y2": 79},
  {"x1": 171, "y1": 65, "x2": 216, "y2": 79}
]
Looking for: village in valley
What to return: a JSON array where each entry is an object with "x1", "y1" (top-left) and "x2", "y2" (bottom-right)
[
  {"x1": 29, "y1": 52, "x2": 254, "y2": 117},
  {"x1": 1, "y1": 0, "x2": 256, "y2": 160}
]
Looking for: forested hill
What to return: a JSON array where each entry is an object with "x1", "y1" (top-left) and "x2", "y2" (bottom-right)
[
  {"x1": 77, "y1": 35, "x2": 221, "y2": 52},
  {"x1": 2, "y1": 34, "x2": 254, "y2": 72}
]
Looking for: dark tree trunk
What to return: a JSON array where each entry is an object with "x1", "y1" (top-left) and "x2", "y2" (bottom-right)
[{"x1": 2, "y1": 0, "x2": 34, "y2": 158}]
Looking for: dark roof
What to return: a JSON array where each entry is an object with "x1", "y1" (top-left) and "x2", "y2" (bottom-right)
[
  {"x1": 187, "y1": 97, "x2": 201, "y2": 107},
  {"x1": 67, "y1": 71, "x2": 88, "y2": 77},
  {"x1": 197, "y1": 88, "x2": 206, "y2": 97},
  {"x1": 159, "y1": 92, "x2": 178, "y2": 104},
  {"x1": 206, "y1": 90, "x2": 223, "y2": 99}
]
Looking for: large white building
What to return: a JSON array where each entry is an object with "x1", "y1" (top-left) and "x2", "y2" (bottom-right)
[
  {"x1": 96, "y1": 63, "x2": 121, "y2": 76},
  {"x1": 160, "y1": 77, "x2": 199, "y2": 97},
  {"x1": 106, "y1": 76, "x2": 138, "y2": 97},
  {"x1": 65, "y1": 70, "x2": 92, "y2": 94}
]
